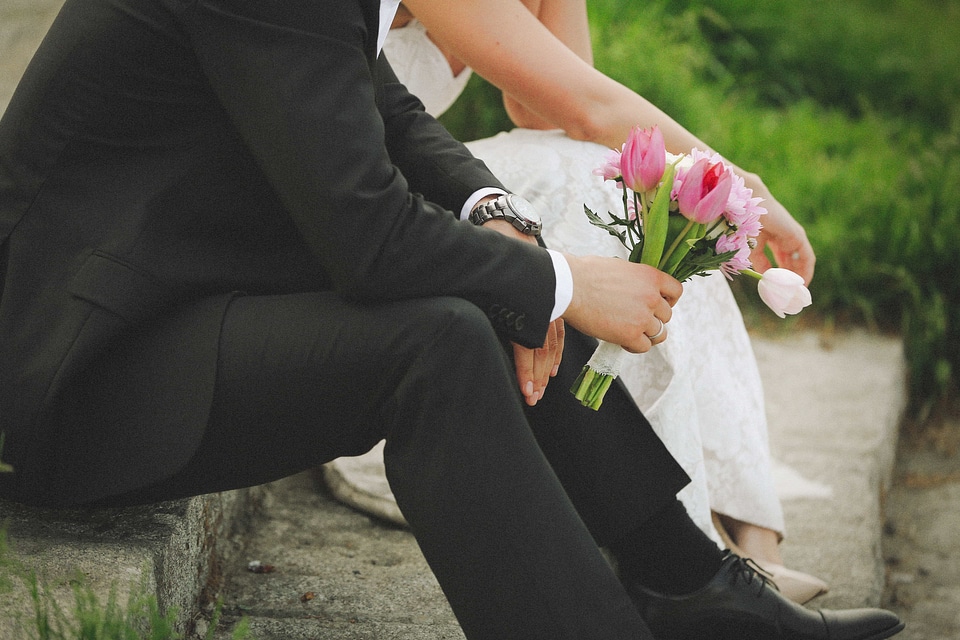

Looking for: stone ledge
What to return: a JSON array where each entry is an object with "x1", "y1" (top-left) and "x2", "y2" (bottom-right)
[
  {"x1": 753, "y1": 328, "x2": 907, "y2": 607},
  {"x1": 0, "y1": 486, "x2": 263, "y2": 637}
]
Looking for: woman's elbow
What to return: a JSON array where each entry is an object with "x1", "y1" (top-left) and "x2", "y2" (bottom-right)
[
  {"x1": 559, "y1": 107, "x2": 608, "y2": 144},
  {"x1": 504, "y1": 92, "x2": 612, "y2": 145}
]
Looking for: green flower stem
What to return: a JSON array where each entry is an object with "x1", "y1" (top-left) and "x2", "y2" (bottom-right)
[
  {"x1": 741, "y1": 268, "x2": 763, "y2": 281},
  {"x1": 570, "y1": 366, "x2": 615, "y2": 410},
  {"x1": 621, "y1": 185, "x2": 637, "y2": 248},
  {"x1": 589, "y1": 375, "x2": 615, "y2": 410},
  {"x1": 638, "y1": 163, "x2": 677, "y2": 267},
  {"x1": 571, "y1": 366, "x2": 592, "y2": 401},
  {"x1": 662, "y1": 219, "x2": 697, "y2": 261},
  {"x1": 634, "y1": 190, "x2": 645, "y2": 247},
  {"x1": 705, "y1": 218, "x2": 725, "y2": 237},
  {"x1": 659, "y1": 220, "x2": 703, "y2": 275}
]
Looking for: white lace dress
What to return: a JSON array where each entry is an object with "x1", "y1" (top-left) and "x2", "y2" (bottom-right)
[{"x1": 325, "y1": 20, "x2": 805, "y2": 543}]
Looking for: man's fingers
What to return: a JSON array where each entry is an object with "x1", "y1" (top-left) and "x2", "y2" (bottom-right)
[
  {"x1": 551, "y1": 319, "x2": 565, "y2": 377},
  {"x1": 647, "y1": 318, "x2": 667, "y2": 346},
  {"x1": 562, "y1": 255, "x2": 685, "y2": 353},
  {"x1": 513, "y1": 343, "x2": 549, "y2": 406},
  {"x1": 513, "y1": 319, "x2": 566, "y2": 406},
  {"x1": 538, "y1": 320, "x2": 564, "y2": 388},
  {"x1": 647, "y1": 315, "x2": 666, "y2": 342},
  {"x1": 512, "y1": 344, "x2": 536, "y2": 404},
  {"x1": 658, "y1": 271, "x2": 683, "y2": 307}
]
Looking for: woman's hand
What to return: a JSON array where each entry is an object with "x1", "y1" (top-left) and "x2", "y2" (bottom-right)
[{"x1": 746, "y1": 178, "x2": 816, "y2": 285}]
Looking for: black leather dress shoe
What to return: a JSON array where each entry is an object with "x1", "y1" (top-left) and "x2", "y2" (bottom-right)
[{"x1": 626, "y1": 552, "x2": 904, "y2": 640}]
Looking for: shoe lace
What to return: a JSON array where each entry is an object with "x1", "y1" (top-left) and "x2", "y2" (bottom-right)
[{"x1": 725, "y1": 551, "x2": 779, "y2": 598}]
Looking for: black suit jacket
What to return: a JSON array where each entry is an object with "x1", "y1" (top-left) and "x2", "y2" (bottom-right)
[{"x1": 0, "y1": 0, "x2": 557, "y2": 505}]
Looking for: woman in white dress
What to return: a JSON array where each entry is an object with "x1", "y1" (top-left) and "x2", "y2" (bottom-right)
[{"x1": 323, "y1": 0, "x2": 829, "y2": 603}]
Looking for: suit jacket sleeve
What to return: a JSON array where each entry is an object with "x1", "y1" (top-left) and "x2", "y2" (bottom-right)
[
  {"x1": 180, "y1": 0, "x2": 554, "y2": 347},
  {"x1": 375, "y1": 54, "x2": 492, "y2": 216}
]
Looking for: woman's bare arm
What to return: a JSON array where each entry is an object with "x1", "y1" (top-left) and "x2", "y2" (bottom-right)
[
  {"x1": 404, "y1": 0, "x2": 705, "y2": 152},
  {"x1": 402, "y1": 0, "x2": 814, "y2": 282}
]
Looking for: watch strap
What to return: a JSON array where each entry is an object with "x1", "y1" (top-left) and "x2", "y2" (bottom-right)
[{"x1": 469, "y1": 195, "x2": 542, "y2": 236}]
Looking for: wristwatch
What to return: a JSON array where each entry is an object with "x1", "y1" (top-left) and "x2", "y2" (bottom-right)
[{"x1": 469, "y1": 194, "x2": 543, "y2": 237}]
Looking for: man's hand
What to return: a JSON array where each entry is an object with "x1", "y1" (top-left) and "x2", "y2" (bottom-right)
[
  {"x1": 513, "y1": 318, "x2": 564, "y2": 406},
  {"x1": 562, "y1": 254, "x2": 682, "y2": 353},
  {"x1": 478, "y1": 216, "x2": 565, "y2": 406}
]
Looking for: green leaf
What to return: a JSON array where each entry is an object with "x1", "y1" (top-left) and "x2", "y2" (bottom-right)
[
  {"x1": 672, "y1": 241, "x2": 738, "y2": 282},
  {"x1": 583, "y1": 206, "x2": 626, "y2": 239}
]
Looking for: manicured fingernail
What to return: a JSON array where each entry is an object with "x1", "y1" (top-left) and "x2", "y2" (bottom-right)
[
  {"x1": 551, "y1": 365, "x2": 560, "y2": 377},
  {"x1": 524, "y1": 381, "x2": 534, "y2": 396}
]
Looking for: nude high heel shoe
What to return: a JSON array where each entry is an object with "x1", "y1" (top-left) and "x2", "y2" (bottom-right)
[
  {"x1": 759, "y1": 562, "x2": 830, "y2": 605},
  {"x1": 711, "y1": 512, "x2": 829, "y2": 605}
]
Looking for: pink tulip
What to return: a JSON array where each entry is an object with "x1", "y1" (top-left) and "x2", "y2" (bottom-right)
[
  {"x1": 676, "y1": 158, "x2": 732, "y2": 224},
  {"x1": 757, "y1": 268, "x2": 812, "y2": 318},
  {"x1": 619, "y1": 125, "x2": 665, "y2": 193}
]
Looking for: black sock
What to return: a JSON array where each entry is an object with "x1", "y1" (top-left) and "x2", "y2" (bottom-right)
[{"x1": 610, "y1": 499, "x2": 724, "y2": 595}]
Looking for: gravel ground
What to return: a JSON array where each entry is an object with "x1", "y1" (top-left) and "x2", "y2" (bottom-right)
[{"x1": 883, "y1": 417, "x2": 960, "y2": 640}]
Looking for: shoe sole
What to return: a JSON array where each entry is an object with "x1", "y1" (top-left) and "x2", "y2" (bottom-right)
[
  {"x1": 867, "y1": 621, "x2": 906, "y2": 640},
  {"x1": 655, "y1": 621, "x2": 907, "y2": 640}
]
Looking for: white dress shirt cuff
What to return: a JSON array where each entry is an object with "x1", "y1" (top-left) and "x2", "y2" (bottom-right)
[
  {"x1": 460, "y1": 187, "x2": 507, "y2": 221},
  {"x1": 547, "y1": 250, "x2": 573, "y2": 321}
]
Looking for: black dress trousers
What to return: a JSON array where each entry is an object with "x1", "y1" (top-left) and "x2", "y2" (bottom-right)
[{"x1": 97, "y1": 291, "x2": 687, "y2": 640}]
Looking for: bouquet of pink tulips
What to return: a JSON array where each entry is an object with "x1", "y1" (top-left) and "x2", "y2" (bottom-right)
[{"x1": 571, "y1": 125, "x2": 811, "y2": 410}]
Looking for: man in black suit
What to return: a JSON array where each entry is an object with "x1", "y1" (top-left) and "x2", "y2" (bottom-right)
[{"x1": 0, "y1": 0, "x2": 903, "y2": 638}]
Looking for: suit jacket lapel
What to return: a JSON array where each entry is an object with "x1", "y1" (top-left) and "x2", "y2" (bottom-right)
[{"x1": 359, "y1": 0, "x2": 381, "y2": 65}]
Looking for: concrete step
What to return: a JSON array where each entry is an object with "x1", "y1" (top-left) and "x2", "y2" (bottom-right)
[
  {"x1": 212, "y1": 473, "x2": 463, "y2": 640},
  {"x1": 0, "y1": 0, "x2": 63, "y2": 116},
  {"x1": 756, "y1": 329, "x2": 906, "y2": 609},
  {"x1": 0, "y1": 488, "x2": 262, "y2": 638}
]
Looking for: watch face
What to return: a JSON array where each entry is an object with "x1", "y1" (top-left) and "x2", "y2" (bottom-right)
[{"x1": 507, "y1": 194, "x2": 541, "y2": 225}]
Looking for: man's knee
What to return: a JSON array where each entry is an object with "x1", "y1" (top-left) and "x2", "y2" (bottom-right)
[
  {"x1": 390, "y1": 297, "x2": 512, "y2": 389},
  {"x1": 414, "y1": 297, "x2": 500, "y2": 349}
]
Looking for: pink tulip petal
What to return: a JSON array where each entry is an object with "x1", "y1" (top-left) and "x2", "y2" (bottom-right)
[{"x1": 757, "y1": 268, "x2": 811, "y2": 317}]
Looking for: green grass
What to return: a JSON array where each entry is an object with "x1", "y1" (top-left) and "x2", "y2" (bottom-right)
[
  {"x1": 0, "y1": 530, "x2": 251, "y2": 640},
  {"x1": 442, "y1": 0, "x2": 960, "y2": 422}
]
